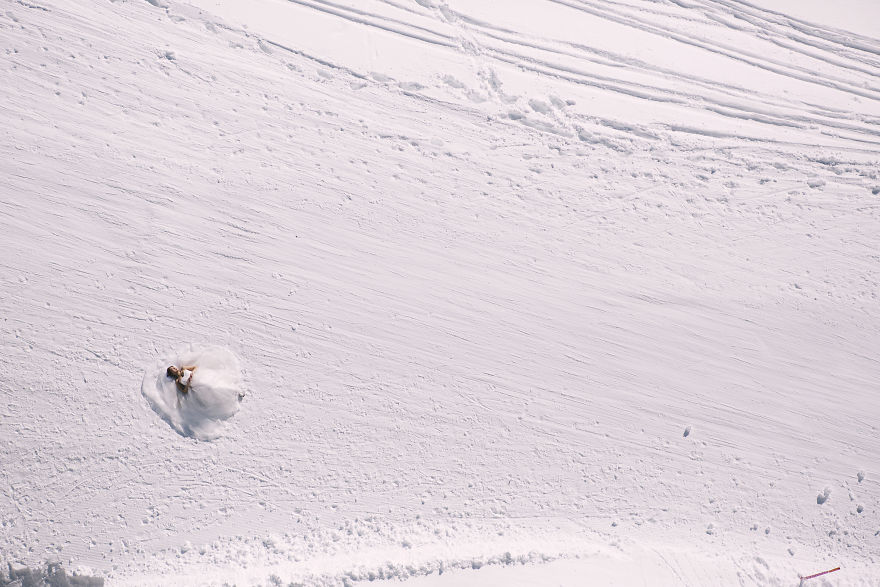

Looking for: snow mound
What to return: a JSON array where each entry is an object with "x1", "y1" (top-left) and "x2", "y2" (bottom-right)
[{"x1": 141, "y1": 344, "x2": 244, "y2": 440}]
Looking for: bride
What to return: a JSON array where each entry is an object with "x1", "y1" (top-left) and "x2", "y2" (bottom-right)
[
  {"x1": 143, "y1": 344, "x2": 243, "y2": 440},
  {"x1": 166, "y1": 364, "x2": 198, "y2": 394}
]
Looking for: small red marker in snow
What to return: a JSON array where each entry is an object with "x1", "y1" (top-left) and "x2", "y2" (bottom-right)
[{"x1": 799, "y1": 566, "x2": 839, "y2": 584}]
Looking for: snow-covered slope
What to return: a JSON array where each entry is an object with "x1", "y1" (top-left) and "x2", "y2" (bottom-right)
[{"x1": 1, "y1": 0, "x2": 879, "y2": 585}]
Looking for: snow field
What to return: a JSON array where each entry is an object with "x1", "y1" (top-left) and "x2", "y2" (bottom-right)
[{"x1": 1, "y1": 0, "x2": 879, "y2": 585}]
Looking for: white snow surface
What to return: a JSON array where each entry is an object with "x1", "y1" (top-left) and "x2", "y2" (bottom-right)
[
  {"x1": 141, "y1": 344, "x2": 243, "y2": 440},
  {"x1": 1, "y1": 0, "x2": 879, "y2": 585}
]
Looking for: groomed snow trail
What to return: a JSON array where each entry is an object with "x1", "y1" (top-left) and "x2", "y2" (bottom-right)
[{"x1": 1, "y1": 0, "x2": 879, "y2": 585}]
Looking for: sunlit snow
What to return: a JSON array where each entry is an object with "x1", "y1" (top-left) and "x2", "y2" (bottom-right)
[{"x1": 1, "y1": 0, "x2": 878, "y2": 585}]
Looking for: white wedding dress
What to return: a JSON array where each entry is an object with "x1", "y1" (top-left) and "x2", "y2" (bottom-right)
[{"x1": 142, "y1": 344, "x2": 244, "y2": 440}]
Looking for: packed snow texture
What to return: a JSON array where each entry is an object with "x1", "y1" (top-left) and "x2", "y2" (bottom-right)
[
  {"x1": 1, "y1": 0, "x2": 879, "y2": 585},
  {"x1": 142, "y1": 345, "x2": 243, "y2": 440}
]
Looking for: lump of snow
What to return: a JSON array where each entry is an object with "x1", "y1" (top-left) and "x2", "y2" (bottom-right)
[
  {"x1": 549, "y1": 95, "x2": 566, "y2": 109},
  {"x1": 141, "y1": 344, "x2": 244, "y2": 440},
  {"x1": 528, "y1": 99, "x2": 552, "y2": 115},
  {"x1": 816, "y1": 487, "x2": 831, "y2": 505},
  {"x1": 683, "y1": 425, "x2": 692, "y2": 437},
  {"x1": 857, "y1": 470, "x2": 865, "y2": 483}
]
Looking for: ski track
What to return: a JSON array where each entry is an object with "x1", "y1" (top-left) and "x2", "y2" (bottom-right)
[{"x1": 1, "y1": 0, "x2": 879, "y2": 585}]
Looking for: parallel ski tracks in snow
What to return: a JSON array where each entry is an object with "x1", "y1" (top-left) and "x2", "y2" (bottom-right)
[{"x1": 278, "y1": 0, "x2": 880, "y2": 153}]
